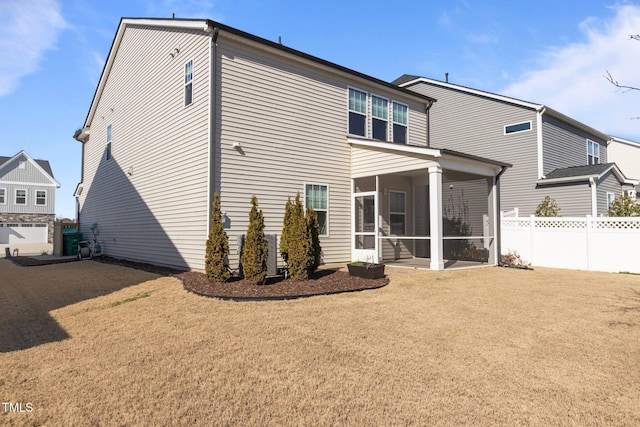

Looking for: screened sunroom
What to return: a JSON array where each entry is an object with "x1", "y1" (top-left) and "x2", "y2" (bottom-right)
[{"x1": 349, "y1": 139, "x2": 510, "y2": 270}]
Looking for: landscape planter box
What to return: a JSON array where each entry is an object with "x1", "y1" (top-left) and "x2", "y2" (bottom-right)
[{"x1": 347, "y1": 263, "x2": 385, "y2": 279}]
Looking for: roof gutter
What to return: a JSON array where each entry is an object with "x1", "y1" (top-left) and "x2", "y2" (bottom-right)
[{"x1": 73, "y1": 127, "x2": 90, "y2": 142}]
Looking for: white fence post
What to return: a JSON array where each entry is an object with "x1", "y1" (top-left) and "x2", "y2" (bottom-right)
[{"x1": 529, "y1": 215, "x2": 535, "y2": 265}]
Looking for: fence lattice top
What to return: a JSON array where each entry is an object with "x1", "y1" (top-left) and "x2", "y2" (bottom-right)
[{"x1": 502, "y1": 216, "x2": 640, "y2": 230}]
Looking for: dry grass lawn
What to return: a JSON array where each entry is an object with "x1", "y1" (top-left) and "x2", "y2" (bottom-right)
[{"x1": 1, "y1": 259, "x2": 639, "y2": 426}]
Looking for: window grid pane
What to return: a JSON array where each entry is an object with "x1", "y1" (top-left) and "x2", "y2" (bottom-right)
[
  {"x1": 305, "y1": 184, "x2": 328, "y2": 235},
  {"x1": 371, "y1": 96, "x2": 388, "y2": 119},
  {"x1": 349, "y1": 88, "x2": 367, "y2": 114},
  {"x1": 393, "y1": 102, "x2": 407, "y2": 125}
]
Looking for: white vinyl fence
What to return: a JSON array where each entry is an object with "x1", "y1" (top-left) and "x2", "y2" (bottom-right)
[{"x1": 501, "y1": 214, "x2": 640, "y2": 273}]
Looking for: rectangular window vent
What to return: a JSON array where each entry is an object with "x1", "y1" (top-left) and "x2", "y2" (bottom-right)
[{"x1": 504, "y1": 121, "x2": 532, "y2": 134}]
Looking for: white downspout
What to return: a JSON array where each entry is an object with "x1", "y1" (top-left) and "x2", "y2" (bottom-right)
[
  {"x1": 589, "y1": 177, "x2": 597, "y2": 217},
  {"x1": 537, "y1": 107, "x2": 546, "y2": 179}
]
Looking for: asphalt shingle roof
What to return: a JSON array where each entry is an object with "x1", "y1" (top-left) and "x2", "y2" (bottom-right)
[{"x1": 544, "y1": 163, "x2": 615, "y2": 180}]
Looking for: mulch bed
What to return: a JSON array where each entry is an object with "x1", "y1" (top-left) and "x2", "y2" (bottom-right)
[
  {"x1": 9, "y1": 256, "x2": 78, "y2": 267},
  {"x1": 180, "y1": 269, "x2": 390, "y2": 301},
  {"x1": 7, "y1": 255, "x2": 389, "y2": 300}
]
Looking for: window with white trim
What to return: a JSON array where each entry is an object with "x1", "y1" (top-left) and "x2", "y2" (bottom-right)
[
  {"x1": 305, "y1": 183, "x2": 328, "y2": 236},
  {"x1": 389, "y1": 191, "x2": 406, "y2": 235},
  {"x1": 392, "y1": 102, "x2": 408, "y2": 144},
  {"x1": 348, "y1": 87, "x2": 367, "y2": 137},
  {"x1": 587, "y1": 139, "x2": 600, "y2": 165},
  {"x1": 36, "y1": 190, "x2": 47, "y2": 206},
  {"x1": 607, "y1": 192, "x2": 615, "y2": 208},
  {"x1": 504, "y1": 121, "x2": 532, "y2": 134},
  {"x1": 18, "y1": 160, "x2": 26, "y2": 169},
  {"x1": 106, "y1": 124, "x2": 112, "y2": 160},
  {"x1": 15, "y1": 189, "x2": 26, "y2": 205},
  {"x1": 185, "y1": 59, "x2": 193, "y2": 106},
  {"x1": 0, "y1": 188, "x2": 5, "y2": 204},
  {"x1": 371, "y1": 95, "x2": 389, "y2": 141}
]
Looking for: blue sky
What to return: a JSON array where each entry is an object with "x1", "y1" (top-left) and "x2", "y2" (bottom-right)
[{"x1": 2, "y1": 0, "x2": 640, "y2": 219}]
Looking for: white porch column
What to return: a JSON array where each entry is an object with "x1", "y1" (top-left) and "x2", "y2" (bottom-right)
[{"x1": 429, "y1": 166, "x2": 444, "y2": 270}]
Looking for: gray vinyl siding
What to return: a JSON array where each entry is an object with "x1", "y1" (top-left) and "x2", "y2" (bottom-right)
[
  {"x1": 78, "y1": 25, "x2": 211, "y2": 269},
  {"x1": 0, "y1": 156, "x2": 56, "y2": 215},
  {"x1": 534, "y1": 182, "x2": 592, "y2": 217},
  {"x1": 597, "y1": 172, "x2": 623, "y2": 216},
  {"x1": 406, "y1": 82, "x2": 540, "y2": 215},
  {"x1": 0, "y1": 183, "x2": 55, "y2": 215},
  {"x1": 0, "y1": 156, "x2": 52, "y2": 184},
  {"x1": 442, "y1": 170, "x2": 491, "y2": 239},
  {"x1": 215, "y1": 33, "x2": 429, "y2": 268},
  {"x1": 542, "y1": 115, "x2": 608, "y2": 175}
]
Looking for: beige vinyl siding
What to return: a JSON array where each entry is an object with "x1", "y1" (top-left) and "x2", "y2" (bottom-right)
[
  {"x1": 350, "y1": 145, "x2": 437, "y2": 177},
  {"x1": 542, "y1": 115, "x2": 608, "y2": 174},
  {"x1": 216, "y1": 33, "x2": 429, "y2": 267},
  {"x1": 217, "y1": 34, "x2": 350, "y2": 267},
  {"x1": 608, "y1": 139, "x2": 640, "y2": 180},
  {"x1": 598, "y1": 173, "x2": 623, "y2": 216},
  {"x1": 406, "y1": 82, "x2": 540, "y2": 215},
  {"x1": 78, "y1": 25, "x2": 211, "y2": 269}
]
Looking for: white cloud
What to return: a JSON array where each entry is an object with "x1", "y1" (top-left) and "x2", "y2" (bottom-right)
[
  {"x1": 0, "y1": 0, "x2": 67, "y2": 96},
  {"x1": 502, "y1": 4, "x2": 640, "y2": 141}
]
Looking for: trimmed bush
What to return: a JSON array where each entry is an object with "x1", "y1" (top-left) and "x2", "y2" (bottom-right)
[
  {"x1": 205, "y1": 192, "x2": 229, "y2": 282},
  {"x1": 279, "y1": 196, "x2": 294, "y2": 263},
  {"x1": 535, "y1": 196, "x2": 561, "y2": 217},
  {"x1": 286, "y1": 193, "x2": 313, "y2": 280},
  {"x1": 306, "y1": 206, "x2": 322, "y2": 274},
  {"x1": 240, "y1": 195, "x2": 268, "y2": 285},
  {"x1": 608, "y1": 194, "x2": 640, "y2": 217}
]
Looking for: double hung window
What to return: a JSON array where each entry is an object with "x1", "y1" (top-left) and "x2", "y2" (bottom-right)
[
  {"x1": 587, "y1": 139, "x2": 600, "y2": 165},
  {"x1": 15, "y1": 189, "x2": 26, "y2": 205},
  {"x1": 348, "y1": 88, "x2": 367, "y2": 137},
  {"x1": 305, "y1": 184, "x2": 328, "y2": 236},
  {"x1": 392, "y1": 102, "x2": 408, "y2": 144},
  {"x1": 389, "y1": 191, "x2": 406, "y2": 235},
  {"x1": 106, "y1": 124, "x2": 112, "y2": 160},
  {"x1": 185, "y1": 60, "x2": 193, "y2": 106},
  {"x1": 36, "y1": 190, "x2": 47, "y2": 206},
  {"x1": 371, "y1": 95, "x2": 388, "y2": 141}
]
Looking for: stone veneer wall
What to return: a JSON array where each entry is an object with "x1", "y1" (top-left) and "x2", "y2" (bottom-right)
[{"x1": 0, "y1": 213, "x2": 56, "y2": 243}]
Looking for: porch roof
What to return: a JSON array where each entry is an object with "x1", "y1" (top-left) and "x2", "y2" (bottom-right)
[{"x1": 348, "y1": 138, "x2": 511, "y2": 178}]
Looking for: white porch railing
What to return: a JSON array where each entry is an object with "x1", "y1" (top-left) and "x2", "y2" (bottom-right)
[{"x1": 501, "y1": 213, "x2": 640, "y2": 273}]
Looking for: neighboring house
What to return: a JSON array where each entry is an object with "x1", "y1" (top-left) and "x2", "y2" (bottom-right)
[
  {"x1": 607, "y1": 136, "x2": 640, "y2": 200},
  {"x1": 394, "y1": 75, "x2": 635, "y2": 216},
  {"x1": 73, "y1": 18, "x2": 509, "y2": 271},
  {"x1": 0, "y1": 151, "x2": 60, "y2": 244}
]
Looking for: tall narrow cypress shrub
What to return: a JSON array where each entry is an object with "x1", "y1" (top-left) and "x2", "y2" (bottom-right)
[
  {"x1": 287, "y1": 193, "x2": 312, "y2": 280},
  {"x1": 279, "y1": 197, "x2": 294, "y2": 264},
  {"x1": 306, "y1": 206, "x2": 322, "y2": 275},
  {"x1": 205, "y1": 192, "x2": 229, "y2": 282},
  {"x1": 240, "y1": 195, "x2": 268, "y2": 285}
]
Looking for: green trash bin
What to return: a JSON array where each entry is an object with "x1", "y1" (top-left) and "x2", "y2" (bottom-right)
[{"x1": 63, "y1": 232, "x2": 83, "y2": 256}]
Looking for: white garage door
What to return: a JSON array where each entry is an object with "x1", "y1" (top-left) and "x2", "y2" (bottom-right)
[{"x1": 0, "y1": 223, "x2": 48, "y2": 244}]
